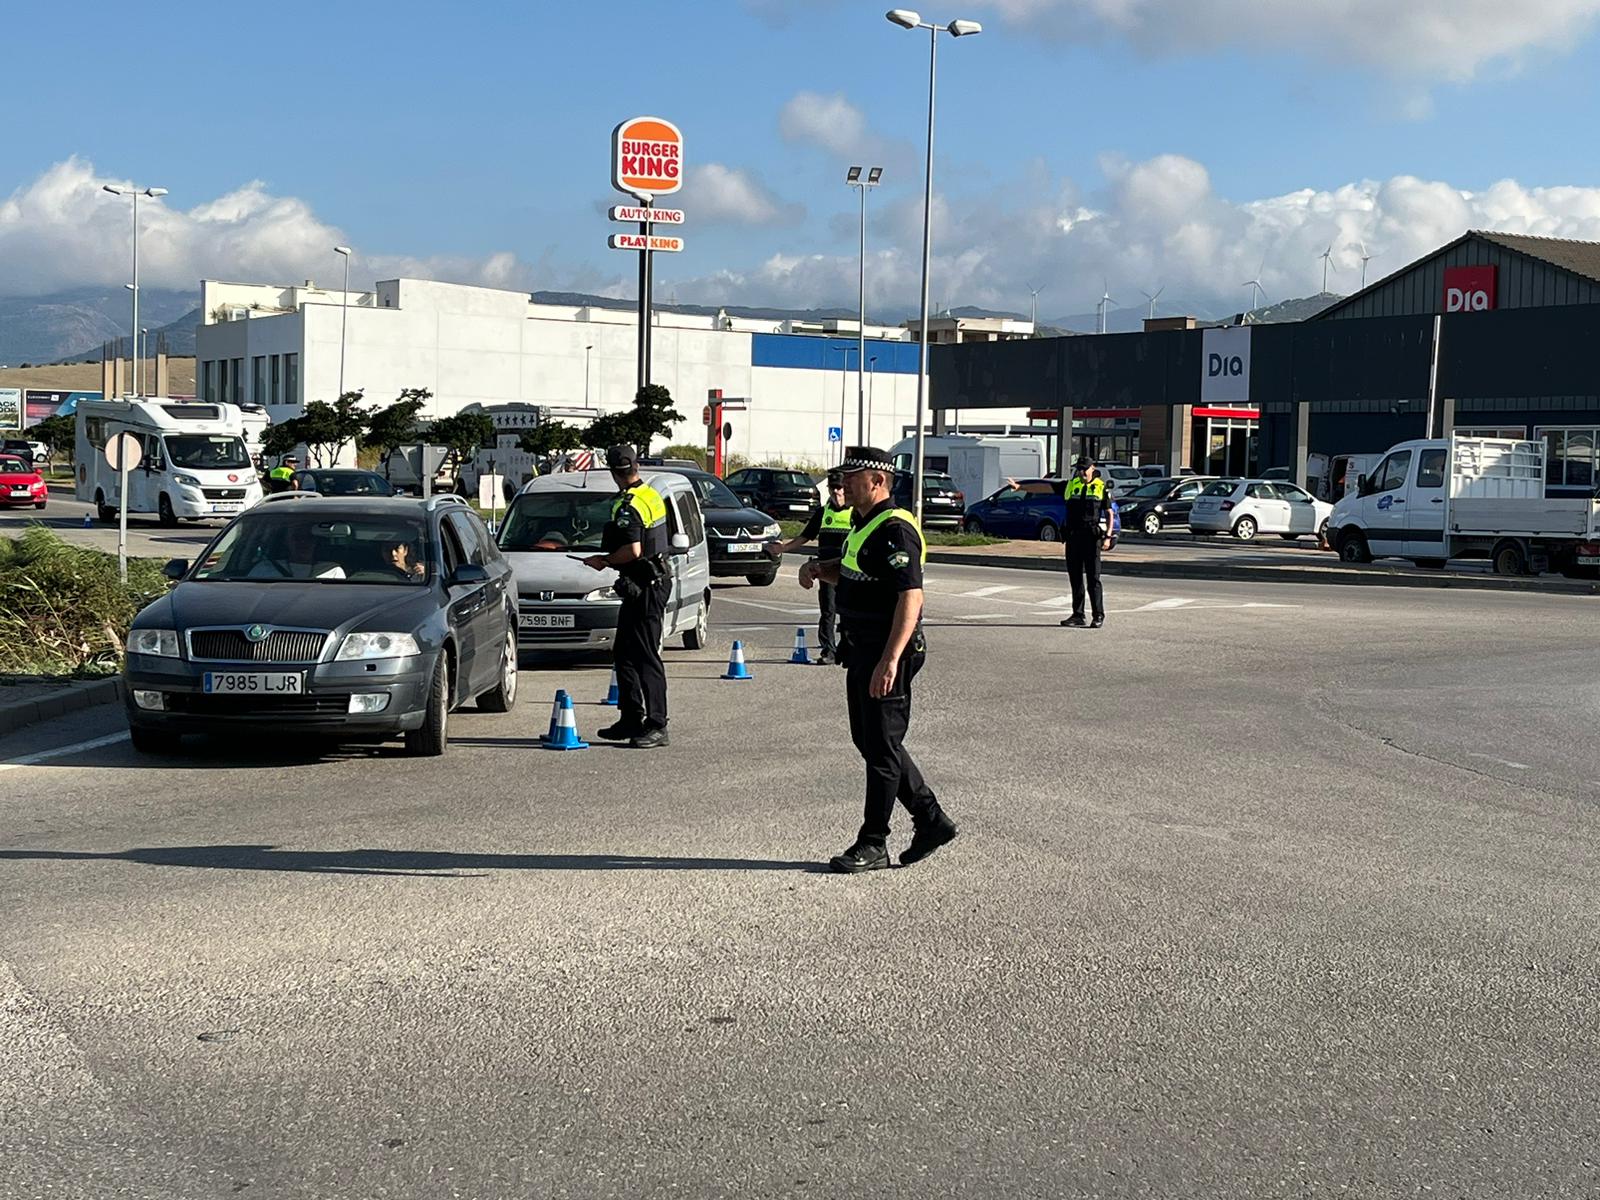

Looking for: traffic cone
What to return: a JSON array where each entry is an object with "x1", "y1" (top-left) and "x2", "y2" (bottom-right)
[
  {"x1": 541, "y1": 689, "x2": 589, "y2": 751},
  {"x1": 599, "y1": 669, "x2": 620, "y2": 707},
  {"x1": 721, "y1": 640, "x2": 754, "y2": 681},
  {"x1": 789, "y1": 627, "x2": 813, "y2": 665},
  {"x1": 82, "y1": 513, "x2": 92, "y2": 528}
]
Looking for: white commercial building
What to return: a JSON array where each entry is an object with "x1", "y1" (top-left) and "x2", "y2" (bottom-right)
[{"x1": 194, "y1": 277, "x2": 1035, "y2": 466}]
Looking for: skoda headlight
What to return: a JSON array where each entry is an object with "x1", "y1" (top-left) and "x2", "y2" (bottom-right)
[
  {"x1": 128, "y1": 628, "x2": 180, "y2": 657},
  {"x1": 761, "y1": 522, "x2": 781, "y2": 538},
  {"x1": 336, "y1": 632, "x2": 420, "y2": 660},
  {"x1": 173, "y1": 473, "x2": 202, "y2": 489},
  {"x1": 584, "y1": 585, "x2": 618, "y2": 602}
]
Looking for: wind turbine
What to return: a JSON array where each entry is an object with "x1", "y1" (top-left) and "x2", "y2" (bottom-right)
[
  {"x1": 1319, "y1": 243, "x2": 1337, "y2": 294},
  {"x1": 1242, "y1": 258, "x2": 1267, "y2": 313},
  {"x1": 1359, "y1": 242, "x2": 1373, "y2": 289},
  {"x1": 1097, "y1": 280, "x2": 1117, "y2": 335},
  {"x1": 1027, "y1": 282, "x2": 1046, "y2": 328},
  {"x1": 1139, "y1": 286, "x2": 1165, "y2": 320}
]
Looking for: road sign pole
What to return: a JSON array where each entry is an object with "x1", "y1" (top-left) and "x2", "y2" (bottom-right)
[
  {"x1": 117, "y1": 451, "x2": 129, "y2": 584},
  {"x1": 636, "y1": 200, "x2": 654, "y2": 393}
]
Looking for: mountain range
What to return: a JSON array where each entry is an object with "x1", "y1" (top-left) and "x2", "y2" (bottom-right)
[{"x1": 0, "y1": 286, "x2": 1344, "y2": 365}]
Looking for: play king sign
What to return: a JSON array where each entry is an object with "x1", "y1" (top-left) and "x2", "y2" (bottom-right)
[{"x1": 1444, "y1": 265, "x2": 1497, "y2": 312}]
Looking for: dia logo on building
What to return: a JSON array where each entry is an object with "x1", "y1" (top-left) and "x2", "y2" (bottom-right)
[
  {"x1": 1200, "y1": 327, "x2": 1251, "y2": 404},
  {"x1": 1443, "y1": 265, "x2": 1497, "y2": 313}
]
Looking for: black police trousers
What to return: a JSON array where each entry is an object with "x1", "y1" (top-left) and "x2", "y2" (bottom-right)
[
  {"x1": 815, "y1": 580, "x2": 838, "y2": 656},
  {"x1": 1065, "y1": 529, "x2": 1105, "y2": 619},
  {"x1": 844, "y1": 633, "x2": 937, "y2": 842},
  {"x1": 615, "y1": 574, "x2": 669, "y2": 732}
]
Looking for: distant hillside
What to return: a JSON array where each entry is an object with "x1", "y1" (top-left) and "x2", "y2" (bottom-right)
[{"x1": 0, "y1": 287, "x2": 197, "y2": 364}]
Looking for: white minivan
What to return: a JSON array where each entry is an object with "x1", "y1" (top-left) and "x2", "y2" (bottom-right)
[{"x1": 498, "y1": 469, "x2": 713, "y2": 654}]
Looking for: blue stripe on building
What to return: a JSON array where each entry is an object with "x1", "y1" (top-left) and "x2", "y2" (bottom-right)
[{"x1": 751, "y1": 333, "x2": 920, "y2": 374}]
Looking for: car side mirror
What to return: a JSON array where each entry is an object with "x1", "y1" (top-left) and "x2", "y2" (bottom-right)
[
  {"x1": 669, "y1": 533, "x2": 690, "y2": 554},
  {"x1": 450, "y1": 563, "x2": 490, "y2": 586},
  {"x1": 162, "y1": 558, "x2": 189, "y2": 580}
]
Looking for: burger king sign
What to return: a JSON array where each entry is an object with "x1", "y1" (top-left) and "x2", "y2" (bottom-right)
[{"x1": 613, "y1": 116, "x2": 683, "y2": 199}]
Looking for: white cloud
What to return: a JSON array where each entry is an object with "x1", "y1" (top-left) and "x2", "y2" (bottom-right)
[
  {"x1": 678, "y1": 163, "x2": 804, "y2": 226},
  {"x1": 0, "y1": 157, "x2": 535, "y2": 297},
  {"x1": 777, "y1": 91, "x2": 912, "y2": 167},
  {"x1": 973, "y1": 0, "x2": 1600, "y2": 80}
]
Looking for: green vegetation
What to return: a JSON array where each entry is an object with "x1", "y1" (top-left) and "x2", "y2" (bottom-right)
[
  {"x1": 777, "y1": 519, "x2": 1004, "y2": 547},
  {"x1": 0, "y1": 528, "x2": 169, "y2": 677}
]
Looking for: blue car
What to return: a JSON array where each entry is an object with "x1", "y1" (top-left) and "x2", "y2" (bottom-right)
[{"x1": 963, "y1": 479, "x2": 1120, "y2": 543}]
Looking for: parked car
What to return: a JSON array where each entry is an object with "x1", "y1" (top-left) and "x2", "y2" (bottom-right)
[
  {"x1": 0, "y1": 453, "x2": 48, "y2": 509},
  {"x1": 1092, "y1": 462, "x2": 1144, "y2": 497},
  {"x1": 961, "y1": 479, "x2": 1068, "y2": 541},
  {"x1": 1136, "y1": 464, "x2": 1167, "y2": 479},
  {"x1": 4, "y1": 438, "x2": 47, "y2": 465},
  {"x1": 498, "y1": 469, "x2": 711, "y2": 654},
  {"x1": 123, "y1": 494, "x2": 517, "y2": 757},
  {"x1": 1116, "y1": 476, "x2": 1217, "y2": 535},
  {"x1": 292, "y1": 468, "x2": 396, "y2": 497},
  {"x1": 723, "y1": 467, "x2": 820, "y2": 521},
  {"x1": 1188, "y1": 479, "x2": 1333, "y2": 542},
  {"x1": 891, "y1": 470, "x2": 966, "y2": 528},
  {"x1": 656, "y1": 467, "x2": 783, "y2": 586}
]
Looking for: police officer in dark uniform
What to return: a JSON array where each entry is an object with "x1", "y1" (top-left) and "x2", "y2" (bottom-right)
[
  {"x1": 1060, "y1": 455, "x2": 1113, "y2": 627},
  {"x1": 582, "y1": 444, "x2": 671, "y2": 749},
  {"x1": 766, "y1": 470, "x2": 852, "y2": 664},
  {"x1": 799, "y1": 447, "x2": 957, "y2": 873}
]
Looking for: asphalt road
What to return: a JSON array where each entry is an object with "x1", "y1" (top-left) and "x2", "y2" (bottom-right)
[{"x1": 3, "y1": 563, "x2": 1598, "y2": 1198}]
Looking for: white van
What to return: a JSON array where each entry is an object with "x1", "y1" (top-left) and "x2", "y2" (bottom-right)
[
  {"x1": 76, "y1": 398, "x2": 264, "y2": 526},
  {"x1": 497, "y1": 469, "x2": 713, "y2": 653},
  {"x1": 889, "y1": 435, "x2": 1048, "y2": 509}
]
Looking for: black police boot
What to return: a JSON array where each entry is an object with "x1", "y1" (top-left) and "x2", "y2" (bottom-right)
[
  {"x1": 901, "y1": 809, "x2": 958, "y2": 866},
  {"x1": 629, "y1": 727, "x2": 670, "y2": 750},
  {"x1": 1090, "y1": 615, "x2": 1105, "y2": 629},
  {"x1": 597, "y1": 721, "x2": 641, "y2": 741},
  {"x1": 1060, "y1": 613, "x2": 1087, "y2": 628},
  {"x1": 829, "y1": 838, "x2": 889, "y2": 874}
]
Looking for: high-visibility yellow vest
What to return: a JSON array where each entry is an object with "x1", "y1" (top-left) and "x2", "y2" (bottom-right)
[
  {"x1": 841, "y1": 507, "x2": 925, "y2": 579},
  {"x1": 1064, "y1": 476, "x2": 1105, "y2": 500},
  {"x1": 820, "y1": 504, "x2": 854, "y2": 533},
  {"x1": 612, "y1": 483, "x2": 669, "y2": 556},
  {"x1": 269, "y1": 465, "x2": 294, "y2": 482}
]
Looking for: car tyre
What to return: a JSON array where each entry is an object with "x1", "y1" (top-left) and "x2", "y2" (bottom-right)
[
  {"x1": 1491, "y1": 540, "x2": 1528, "y2": 576},
  {"x1": 34, "y1": 500, "x2": 46, "y2": 510},
  {"x1": 476, "y1": 624, "x2": 519, "y2": 713},
  {"x1": 404, "y1": 655, "x2": 450, "y2": 757},
  {"x1": 746, "y1": 570, "x2": 778, "y2": 587},
  {"x1": 129, "y1": 726, "x2": 181, "y2": 755},
  {"x1": 682, "y1": 593, "x2": 710, "y2": 650},
  {"x1": 1141, "y1": 513, "x2": 1162, "y2": 536},
  {"x1": 158, "y1": 493, "x2": 178, "y2": 528},
  {"x1": 963, "y1": 518, "x2": 984, "y2": 535},
  {"x1": 1337, "y1": 530, "x2": 1371, "y2": 563},
  {"x1": 1233, "y1": 515, "x2": 1259, "y2": 541},
  {"x1": 1037, "y1": 520, "x2": 1060, "y2": 542}
]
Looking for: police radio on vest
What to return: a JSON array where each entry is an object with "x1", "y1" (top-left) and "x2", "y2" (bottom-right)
[{"x1": 1208, "y1": 353, "x2": 1244, "y2": 378}]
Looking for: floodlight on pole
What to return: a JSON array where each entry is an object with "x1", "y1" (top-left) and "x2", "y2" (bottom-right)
[
  {"x1": 102, "y1": 182, "x2": 166, "y2": 398},
  {"x1": 847, "y1": 164, "x2": 883, "y2": 445},
  {"x1": 886, "y1": 7, "x2": 983, "y2": 521}
]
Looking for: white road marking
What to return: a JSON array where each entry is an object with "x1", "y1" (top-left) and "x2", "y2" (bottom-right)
[
  {"x1": 1467, "y1": 753, "x2": 1531, "y2": 770},
  {"x1": 959, "y1": 585, "x2": 1020, "y2": 598},
  {"x1": 718, "y1": 596, "x2": 817, "y2": 617},
  {"x1": 1133, "y1": 598, "x2": 1199, "y2": 611},
  {"x1": 1037, "y1": 596, "x2": 1076, "y2": 609},
  {"x1": 0, "y1": 731, "x2": 130, "y2": 773},
  {"x1": 951, "y1": 612, "x2": 1013, "y2": 620}
]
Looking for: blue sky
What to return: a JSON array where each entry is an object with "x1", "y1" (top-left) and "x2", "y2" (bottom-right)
[{"x1": 6, "y1": 0, "x2": 1600, "y2": 319}]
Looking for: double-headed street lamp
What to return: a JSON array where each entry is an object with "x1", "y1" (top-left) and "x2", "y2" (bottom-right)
[
  {"x1": 886, "y1": 9, "x2": 980, "y2": 519},
  {"x1": 103, "y1": 183, "x2": 168, "y2": 397},
  {"x1": 334, "y1": 246, "x2": 353, "y2": 401},
  {"x1": 847, "y1": 166, "x2": 883, "y2": 446}
]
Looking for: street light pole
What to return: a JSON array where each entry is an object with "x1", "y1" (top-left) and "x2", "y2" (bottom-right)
[
  {"x1": 103, "y1": 183, "x2": 166, "y2": 397},
  {"x1": 847, "y1": 166, "x2": 883, "y2": 446},
  {"x1": 887, "y1": 10, "x2": 981, "y2": 521},
  {"x1": 585, "y1": 344, "x2": 594, "y2": 407},
  {"x1": 867, "y1": 355, "x2": 878, "y2": 445},
  {"x1": 334, "y1": 246, "x2": 353, "y2": 401}
]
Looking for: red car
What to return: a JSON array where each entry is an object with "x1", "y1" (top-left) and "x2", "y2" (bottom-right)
[{"x1": 0, "y1": 453, "x2": 48, "y2": 509}]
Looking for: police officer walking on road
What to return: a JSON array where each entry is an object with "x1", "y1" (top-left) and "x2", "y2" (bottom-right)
[
  {"x1": 583, "y1": 444, "x2": 671, "y2": 749},
  {"x1": 799, "y1": 447, "x2": 957, "y2": 874},
  {"x1": 766, "y1": 470, "x2": 852, "y2": 664},
  {"x1": 1059, "y1": 455, "x2": 1112, "y2": 628}
]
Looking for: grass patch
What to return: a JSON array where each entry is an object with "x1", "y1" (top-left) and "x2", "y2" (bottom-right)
[
  {"x1": 0, "y1": 527, "x2": 171, "y2": 677},
  {"x1": 777, "y1": 519, "x2": 1005, "y2": 548}
]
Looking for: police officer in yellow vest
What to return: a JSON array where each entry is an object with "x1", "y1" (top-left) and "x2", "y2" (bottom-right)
[
  {"x1": 267, "y1": 455, "x2": 298, "y2": 494},
  {"x1": 582, "y1": 444, "x2": 672, "y2": 749},
  {"x1": 1058, "y1": 455, "x2": 1113, "y2": 628},
  {"x1": 800, "y1": 447, "x2": 957, "y2": 873},
  {"x1": 766, "y1": 470, "x2": 852, "y2": 663}
]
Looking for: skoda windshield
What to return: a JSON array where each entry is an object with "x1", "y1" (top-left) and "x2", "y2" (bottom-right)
[
  {"x1": 189, "y1": 512, "x2": 432, "y2": 583},
  {"x1": 497, "y1": 492, "x2": 614, "y2": 551},
  {"x1": 164, "y1": 434, "x2": 252, "y2": 471}
]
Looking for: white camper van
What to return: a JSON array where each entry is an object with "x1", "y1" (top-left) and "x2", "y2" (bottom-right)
[
  {"x1": 889, "y1": 435, "x2": 1049, "y2": 509},
  {"x1": 75, "y1": 398, "x2": 264, "y2": 526}
]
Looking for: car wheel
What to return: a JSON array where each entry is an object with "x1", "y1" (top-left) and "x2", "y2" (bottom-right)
[
  {"x1": 158, "y1": 493, "x2": 178, "y2": 528},
  {"x1": 1141, "y1": 513, "x2": 1162, "y2": 536},
  {"x1": 964, "y1": 518, "x2": 984, "y2": 534},
  {"x1": 95, "y1": 490, "x2": 114, "y2": 524},
  {"x1": 1337, "y1": 530, "x2": 1371, "y2": 563},
  {"x1": 747, "y1": 570, "x2": 778, "y2": 587},
  {"x1": 1318, "y1": 519, "x2": 1330, "y2": 543},
  {"x1": 34, "y1": 500, "x2": 46, "y2": 510},
  {"x1": 1037, "y1": 520, "x2": 1060, "y2": 542},
  {"x1": 1492, "y1": 540, "x2": 1528, "y2": 576},
  {"x1": 404, "y1": 654, "x2": 450, "y2": 756},
  {"x1": 682, "y1": 593, "x2": 710, "y2": 650},
  {"x1": 129, "y1": 726, "x2": 182, "y2": 755},
  {"x1": 476, "y1": 624, "x2": 519, "y2": 713},
  {"x1": 1232, "y1": 515, "x2": 1258, "y2": 541}
]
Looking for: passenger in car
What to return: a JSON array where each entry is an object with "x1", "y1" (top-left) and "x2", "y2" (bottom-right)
[{"x1": 386, "y1": 541, "x2": 426, "y2": 579}]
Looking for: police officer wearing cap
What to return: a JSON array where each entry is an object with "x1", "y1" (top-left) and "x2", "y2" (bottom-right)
[
  {"x1": 582, "y1": 444, "x2": 672, "y2": 748},
  {"x1": 267, "y1": 455, "x2": 298, "y2": 494},
  {"x1": 799, "y1": 447, "x2": 957, "y2": 874},
  {"x1": 1058, "y1": 455, "x2": 1112, "y2": 627},
  {"x1": 766, "y1": 470, "x2": 852, "y2": 664}
]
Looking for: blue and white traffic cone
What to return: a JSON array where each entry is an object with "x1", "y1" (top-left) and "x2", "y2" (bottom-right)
[
  {"x1": 789, "y1": 626, "x2": 812, "y2": 665},
  {"x1": 541, "y1": 689, "x2": 589, "y2": 751},
  {"x1": 600, "y1": 668, "x2": 620, "y2": 707},
  {"x1": 721, "y1": 640, "x2": 754, "y2": 681},
  {"x1": 82, "y1": 513, "x2": 92, "y2": 528}
]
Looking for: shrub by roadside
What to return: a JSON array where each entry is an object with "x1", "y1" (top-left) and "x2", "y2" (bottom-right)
[{"x1": 0, "y1": 528, "x2": 170, "y2": 677}]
